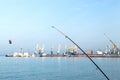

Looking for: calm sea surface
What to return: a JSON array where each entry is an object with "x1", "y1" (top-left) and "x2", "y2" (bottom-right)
[{"x1": 0, "y1": 57, "x2": 120, "y2": 80}]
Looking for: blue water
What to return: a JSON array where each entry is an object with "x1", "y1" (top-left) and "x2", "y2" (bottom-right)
[{"x1": 0, "y1": 57, "x2": 120, "y2": 80}]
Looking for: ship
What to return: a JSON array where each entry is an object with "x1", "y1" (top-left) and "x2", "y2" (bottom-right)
[{"x1": 5, "y1": 47, "x2": 31, "y2": 57}]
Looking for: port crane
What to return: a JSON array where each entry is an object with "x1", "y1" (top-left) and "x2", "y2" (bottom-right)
[
  {"x1": 51, "y1": 44, "x2": 54, "y2": 55},
  {"x1": 104, "y1": 33, "x2": 120, "y2": 54},
  {"x1": 34, "y1": 44, "x2": 45, "y2": 56}
]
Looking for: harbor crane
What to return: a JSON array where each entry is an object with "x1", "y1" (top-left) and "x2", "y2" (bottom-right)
[{"x1": 104, "y1": 33, "x2": 120, "y2": 54}]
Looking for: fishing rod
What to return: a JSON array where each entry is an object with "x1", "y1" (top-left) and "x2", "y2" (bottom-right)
[{"x1": 52, "y1": 26, "x2": 110, "y2": 80}]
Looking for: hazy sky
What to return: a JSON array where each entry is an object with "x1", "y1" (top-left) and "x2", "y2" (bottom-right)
[{"x1": 0, "y1": 0, "x2": 120, "y2": 54}]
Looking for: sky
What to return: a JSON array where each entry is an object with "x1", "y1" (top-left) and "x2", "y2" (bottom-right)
[{"x1": 0, "y1": 0, "x2": 120, "y2": 55}]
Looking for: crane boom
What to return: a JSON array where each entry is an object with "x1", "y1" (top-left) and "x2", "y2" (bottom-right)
[
  {"x1": 104, "y1": 33, "x2": 118, "y2": 50},
  {"x1": 104, "y1": 33, "x2": 115, "y2": 45}
]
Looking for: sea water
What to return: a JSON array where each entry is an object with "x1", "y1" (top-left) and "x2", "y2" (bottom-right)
[{"x1": 0, "y1": 57, "x2": 120, "y2": 80}]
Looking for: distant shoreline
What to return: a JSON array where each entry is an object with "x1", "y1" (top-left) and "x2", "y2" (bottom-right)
[{"x1": 5, "y1": 54, "x2": 120, "y2": 58}]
